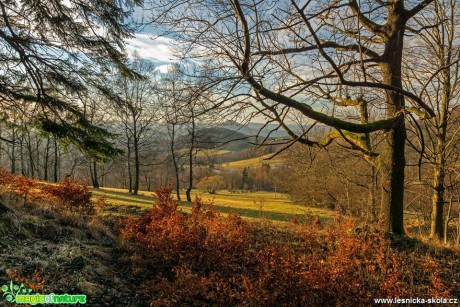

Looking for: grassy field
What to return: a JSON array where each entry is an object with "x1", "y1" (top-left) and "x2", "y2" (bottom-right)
[
  {"x1": 176, "y1": 148, "x2": 232, "y2": 158},
  {"x1": 221, "y1": 154, "x2": 284, "y2": 169},
  {"x1": 92, "y1": 187, "x2": 335, "y2": 224}
]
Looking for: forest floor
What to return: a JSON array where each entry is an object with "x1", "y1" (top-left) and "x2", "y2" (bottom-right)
[
  {"x1": 0, "y1": 182, "x2": 459, "y2": 306},
  {"x1": 0, "y1": 198, "x2": 136, "y2": 306},
  {"x1": 0, "y1": 188, "x2": 335, "y2": 306}
]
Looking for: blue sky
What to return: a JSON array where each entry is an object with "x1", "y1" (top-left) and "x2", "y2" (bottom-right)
[{"x1": 124, "y1": 4, "x2": 178, "y2": 72}]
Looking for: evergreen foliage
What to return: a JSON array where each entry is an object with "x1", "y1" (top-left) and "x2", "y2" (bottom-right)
[{"x1": 0, "y1": 0, "x2": 142, "y2": 160}]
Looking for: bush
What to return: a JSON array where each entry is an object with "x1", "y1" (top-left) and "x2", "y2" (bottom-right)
[
  {"x1": 0, "y1": 168, "x2": 37, "y2": 203},
  {"x1": 0, "y1": 169, "x2": 104, "y2": 216},
  {"x1": 118, "y1": 187, "x2": 252, "y2": 280},
  {"x1": 196, "y1": 175, "x2": 226, "y2": 194},
  {"x1": 118, "y1": 187, "x2": 452, "y2": 306},
  {"x1": 41, "y1": 179, "x2": 103, "y2": 215}
]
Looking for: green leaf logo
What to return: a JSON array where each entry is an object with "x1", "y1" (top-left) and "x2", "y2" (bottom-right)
[{"x1": 2, "y1": 282, "x2": 31, "y2": 303}]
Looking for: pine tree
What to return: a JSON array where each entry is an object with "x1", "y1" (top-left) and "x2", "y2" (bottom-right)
[{"x1": 0, "y1": 0, "x2": 142, "y2": 160}]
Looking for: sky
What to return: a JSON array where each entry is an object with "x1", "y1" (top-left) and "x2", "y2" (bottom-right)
[
  {"x1": 124, "y1": 5, "x2": 178, "y2": 73},
  {"x1": 125, "y1": 33, "x2": 177, "y2": 73}
]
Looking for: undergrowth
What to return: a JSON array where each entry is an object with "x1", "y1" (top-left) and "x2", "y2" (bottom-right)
[
  {"x1": 0, "y1": 168, "x2": 105, "y2": 216},
  {"x1": 118, "y1": 186, "x2": 458, "y2": 306},
  {"x1": 0, "y1": 169, "x2": 457, "y2": 306},
  {"x1": 0, "y1": 170, "x2": 126, "y2": 306}
]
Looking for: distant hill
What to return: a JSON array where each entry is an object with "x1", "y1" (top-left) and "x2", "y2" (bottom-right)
[
  {"x1": 221, "y1": 120, "x2": 289, "y2": 138},
  {"x1": 222, "y1": 120, "x2": 327, "y2": 139},
  {"x1": 220, "y1": 153, "x2": 284, "y2": 170},
  {"x1": 195, "y1": 127, "x2": 257, "y2": 151}
]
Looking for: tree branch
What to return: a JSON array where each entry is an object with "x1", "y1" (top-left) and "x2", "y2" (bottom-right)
[
  {"x1": 405, "y1": 0, "x2": 435, "y2": 19},
  {"x1": 348, "y1": 0, "x2": 387, "y2": 37},
  {"x1": 254, "y1": 41, "x2": 380, "y2": 59}
]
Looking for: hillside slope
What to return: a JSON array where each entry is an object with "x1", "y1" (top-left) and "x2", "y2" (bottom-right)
[{"x1": 0, "y1": 200, "x2": 135, "y2": 306}]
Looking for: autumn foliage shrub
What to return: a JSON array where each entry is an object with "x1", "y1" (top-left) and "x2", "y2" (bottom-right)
[
  {"x1": 0, "y1": 169, "x2": 103, "y2": 215},
  {"x1": 118, "y1": 187, "x2": 453, "y2": 306},
  {"x1": 119, "y1": 187, "x2": 252, "y2": 281},
  {"x1": 0, "y1": 169, "x2": 37, "y2": 203},
  {"x1": 41, "y1": 179, "x2": 104, "y2": 215}
]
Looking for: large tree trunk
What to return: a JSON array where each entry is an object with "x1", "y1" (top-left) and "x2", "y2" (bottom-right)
[
  {"x1": 443, "y1": 194, "x2": 453, "y2": 244},
  {"x1": 379, "y1": 6, "x2": 406, "y2": 235},
  {"x1": 369, "y1": 165, "x2": 377, "y2": 222},
  {"x1": 379, "y1": 120, "x2": 406, "y2": 235}
]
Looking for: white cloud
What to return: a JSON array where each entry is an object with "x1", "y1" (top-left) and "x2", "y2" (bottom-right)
[
  {"x1": 125, "y1": 34, "x2": 178, "y2": 65},
  {"x1": 155, "y1": 64, "x2": 176, "y2": 73}
]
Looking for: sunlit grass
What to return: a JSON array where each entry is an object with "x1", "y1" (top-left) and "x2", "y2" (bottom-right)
[
  {"x1": 175, "y1": 148, "x2": 232, "y2": 158},
  {"x1": 92, "y1": 187, "x2": 335, "y2": 224},
  {"x1": 221, "y1": 154, "x2": 284, "y2": 169}
]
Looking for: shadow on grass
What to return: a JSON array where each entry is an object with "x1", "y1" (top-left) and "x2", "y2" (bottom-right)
[
  {"x1": 94, "y1": 189, "x2": 156, "y2": 206},
  {"x1": 178, "y1": 201, "x2": 330, "y2": 223},
  {"x1": 97, "y1": 188, "x2": 332, "y2": 223},
  {"x1": 101, "y1": 195, "x2": 154, "y2": 207},
  {"x1": 105, "y1": 204, "x2": 149, "y2": 215}
]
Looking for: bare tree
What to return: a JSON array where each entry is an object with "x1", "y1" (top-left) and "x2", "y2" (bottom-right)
[
  {"x1": 81, "y1": 96, "x2": 113, "y2": 188},
  {"x1": 159, "y1": 65, "x2": 188, "y2": 201},
  {"x1": 405, "y1": 0, "x2": 460, "y2": 240},
  {"x1": 146, "y1": 0, "x2": 437, "y2": 234},
  {"x1": 111, "y1": 57, "x2": 158, "y2": 195}
]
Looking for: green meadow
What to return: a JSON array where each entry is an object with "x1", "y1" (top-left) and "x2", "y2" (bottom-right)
[{"x1": 92, "y1": 187, "x2": 335, "y2": 224}]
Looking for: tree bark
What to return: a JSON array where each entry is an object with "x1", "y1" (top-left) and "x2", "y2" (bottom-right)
[
  {"x1": 379, "y1": 120, "x2": 406, "y2": 235},
  {"x1": 443, "y1": 194, "x2": 453, "y2": 244},
  {"x1": 431, "y1": 158, "x2": 446, "y2": 240},
  {"x1": 378, "y1": 5, "x2": 406, "y2": 235},
  {"x1": 26, "y1": 129, "x2": 35, "y2": 177},
  {"x1": 430, "y1": 26, "x2": 451, "y2": 240},
  {"x1": 369, "y1": 165, "x2": 377, "y2": 222},
  {"x1": 20, "y1": 135, "x2": 25, "y2": 176},
  {"x1": 91, "y1": 160, "x2": 100, "y2": 189},
  {"x1": 10, "y1": 128, "x2": 16, "y2": 175}
]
